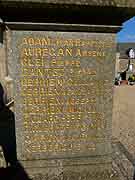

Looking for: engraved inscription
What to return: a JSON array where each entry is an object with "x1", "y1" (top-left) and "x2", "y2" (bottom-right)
[{"x1": 12, "y1": 32, "x2": 115, "y2": 159}]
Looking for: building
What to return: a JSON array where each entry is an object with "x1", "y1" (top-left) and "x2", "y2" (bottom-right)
[{"x1": 116, "y1": 43, "x2": 135, "y2": 82}]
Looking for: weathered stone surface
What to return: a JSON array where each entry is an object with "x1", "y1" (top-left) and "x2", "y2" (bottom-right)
[
  {"x1": 20, "y1": 157, "x2": 120, "y2": 180},
  {"x1": 5, "y1": 26, "x2": 121, "y2": 179},
  {"x1": 112, "y1": 140, "x2": 134, "y2": 180},
  {"x1": 0, "y1": 0, "x2": 135, "y2": 26},
  {"x1": 8, "y1": 30, "x2": 116, "y2": 161},
  {"x1": 0, "y1": 1, "x2": 132, "y2": 180},
  {"x1": 1, "y1": 0, "x2": 135, "y2": 8}
]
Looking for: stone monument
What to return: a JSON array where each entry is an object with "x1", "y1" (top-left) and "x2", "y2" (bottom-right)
[
  {"x1": 0, "y1": 0, "x2": 135, "y2": 179},
  {"x1": 9, "y1": 30, "x2": 117, "y2": 179}
]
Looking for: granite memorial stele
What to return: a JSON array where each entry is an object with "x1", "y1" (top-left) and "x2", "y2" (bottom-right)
[{"x1": 0, "y1": 0, "x2": 135, "y2": 179}]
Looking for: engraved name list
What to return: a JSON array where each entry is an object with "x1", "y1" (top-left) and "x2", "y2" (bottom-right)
[{"x1": 12, "y1": 32, "x2": 115, "y2": 159}]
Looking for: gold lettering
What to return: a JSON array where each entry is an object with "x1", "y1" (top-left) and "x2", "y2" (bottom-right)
[
  {"x1": 22, "y1": 38, "x2": 28, "y2": 45},
  {"x1": 35, "y1": 48, "x2": 42, "y2": 57},
  {"x1": 34, "y1": 38, "x2": 42, "y2": 46},
  {"x1": 57, "y1": 48, "x2": 64, "y2": 56},
  {"x1": 41, "y1": 38, "x2": 50, "y2": 46},
  {"x1": 21, "y1": 48, "x2": 32, "y2": 56},
  {"x1": 49, "y1": 48, "x2": 56, "y2": 56},
  {"x1": 18, "y1": 35, "x2": 113, "y2": 155},
  {"x1": 75, "y1": 49, "x2": 82, "y2": 57},
  {"x1": 42, "y1": 48, "x2": 49, "y2": 56},
  {"x1": 65, "y1": 48, "x2": 73, "y2": 56},
  {"x1": 28, "y1": 38, "x2": 35, "y2": 46}
]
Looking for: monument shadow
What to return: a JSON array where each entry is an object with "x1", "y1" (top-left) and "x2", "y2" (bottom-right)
[{"x1": 0, "y1": 83, "x2": 31, "y2": 180}]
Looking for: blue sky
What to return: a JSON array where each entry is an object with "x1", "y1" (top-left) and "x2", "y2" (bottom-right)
[{"x1": 117, "y1": 16, "x2": 135, "y2": 42}]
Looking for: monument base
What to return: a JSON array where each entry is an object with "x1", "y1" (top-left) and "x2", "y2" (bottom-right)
[{"x1": 20, "y1": 156, "x2": 121, "y2": 180}]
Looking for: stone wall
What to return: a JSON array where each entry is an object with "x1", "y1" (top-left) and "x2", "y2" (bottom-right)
[{"x1": 113, "y1": 85, "x2": 135, "y2": 158}]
